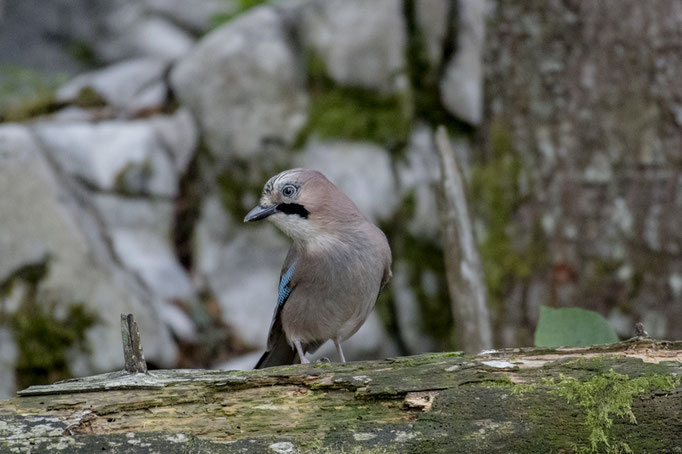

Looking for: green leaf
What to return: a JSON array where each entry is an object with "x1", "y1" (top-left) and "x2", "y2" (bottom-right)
[{"x1": 534, "y1": 306, "x2": 619, "y2": 347}]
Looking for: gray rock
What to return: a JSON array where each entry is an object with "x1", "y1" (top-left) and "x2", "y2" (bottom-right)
[
  {"x1": 294, "y1": 139, "x2": 399, "y2": 223},
  {"x1": 150, "y1": 108, "x2": 198, "y2": 174},
  {"x1": 171, "y1": 6, "x2": 308, "y2": 163},
  {"x1": 0, "y1": 124, "x2": 177, "y2": 378},
  {"x1": 110, "y1": 229, "x2": 195, "y2": 302},
  {"x1": 144, "y1": 0, "x2": 237, "y2": 32},
  {"x1": 159, "y1": 300, "x2": 198, "y2": 344},
  {"x1": 90, "y1": 195, "x2": 197, "y2": 341},
  {"x1": 0, "y1": 280, "x2": 31, "y2": 316},
  {"x1": 396, "y1": 124, "x2": 442, "y2": 240},
  {"x1": 125, "y1": 16, "x2": 195, "y2": 60},
  {"x1": 0, "y1": 125, "x2": 54, "y2": 282},
  {"x1": 91, "y1": 194, "x2": 175, "y2": 237},
  {"x1": 194, "y1": 195, "x2": 289, "y2": 348},
  {"x1": 98, "y1": 5, "x2": 195, "y2": 62},
  {"x1": 89, "y1": 194, "x2": 196, "y2": 306},
  {"x1": 301, "y1": 0, "x2": 407, "y2": 92},
  {"x1": 0, "y1": 326, "x2": 18, "y2": 400},
  {"x1": 57, "y1": 58, "x2": 170, "y2": 114},
  {"x1": 33, "y1": 118, "x2": 178, "y2": 197},
  {"x1": 440, "y1": 0, "x2": 487, "y2": 125}
]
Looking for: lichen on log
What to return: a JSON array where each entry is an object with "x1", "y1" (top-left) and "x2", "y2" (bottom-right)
[{"x1": 1, "y1": 339, "x2": 681, "y2": 453}]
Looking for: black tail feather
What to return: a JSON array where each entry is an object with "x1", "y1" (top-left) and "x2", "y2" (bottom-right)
[
  {"x1": 254, "y1": 333, "x2": 299, "y2": 369},
  {"x1": 254, "y1": 337, "x2": 324, "y2": 369}
]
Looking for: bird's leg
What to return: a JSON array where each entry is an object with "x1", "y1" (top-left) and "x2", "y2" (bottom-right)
[
  {"x1": 334, "y1": 339, "x2": 346, "y2": 363},
  {"x1": 294, "y1": 340, "x2": 309, "y2": 364}
]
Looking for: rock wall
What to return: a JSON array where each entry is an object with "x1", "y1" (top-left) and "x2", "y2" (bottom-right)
[{"x1": 0, "y1": 0, "x2": 680, "y2": 398}]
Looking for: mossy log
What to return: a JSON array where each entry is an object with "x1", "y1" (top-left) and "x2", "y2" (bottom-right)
[{"x1": 1, "y1": 338, "x2": 681, "y2": 453}]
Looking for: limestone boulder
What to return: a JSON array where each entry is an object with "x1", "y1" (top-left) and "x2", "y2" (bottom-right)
[
  {"x1": 57, "y1": 58, "x2": 170, "y2": 114},
  {"x1": 33, "y1": 118, "x2": 179, "y2": 197},
  {"x1": 96, "y1": 5, "x2": 194, "y2": 62},
  {"x1": 171, "y1": 6, "x2": 308, "y2": 164},
  {"x1": 301, "y1": 0, "x2": 407, "y2": 92},
  {"x1": 0, "y1": 124, "x2": 177, "y2": 378}
]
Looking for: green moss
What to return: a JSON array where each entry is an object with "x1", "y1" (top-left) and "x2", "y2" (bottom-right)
[
  {"x1": 66, "y1": 40, "x2": 98, "y2": 66},
  {"x1": 510, "y1": 383, "x2": 536, "y2": 395},
  {"x1": 471, "y1": 119, "x2": 547, "y2": 307},
  {"x1": 12, "y1": 302, "x2": 96, "y2": 389},
  {"x1": 0, "y1": 262, "x2": 49, "y2": 298},
  {"x1": 294, "y1": 54, "x2": 412, "y2": 153},
  {"x1": 480, "y1": 376, "x2": 514, "y2": 387},
  {"x1": 563, "y1": 356, "x2": 607, "y2": 371},
  {"x1": 73, "y1": 86, "x2": 107, "y2": 108},
  {"x1": 0, "y1": 65, "x2": 67, "y2": 122},
  {"x1": 2, "y1": 93, "x2": 62, "y2": 122},
  {"x1": 424, "y1": 352, "x2": 462, "y2": 360},
  {"x1": 545, "y1": 370, "x2": 681, "y2": 453},
  {"x1": 114, "y1": 159, "x2": 154, "y2": 196}
]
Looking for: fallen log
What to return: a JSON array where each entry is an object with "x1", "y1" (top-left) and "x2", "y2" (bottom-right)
[{"x1": 1, "y1": 338, "x2": 680, "y2": 453}]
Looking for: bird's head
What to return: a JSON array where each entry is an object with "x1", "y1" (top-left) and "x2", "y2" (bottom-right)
[{"x1": 244, "y1": 168, "x2": 362, "y2": 245}]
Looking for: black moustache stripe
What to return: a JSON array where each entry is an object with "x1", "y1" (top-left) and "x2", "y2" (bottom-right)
[{"x1": 277, "y1": 203, "x2": 309, "y2": 218}]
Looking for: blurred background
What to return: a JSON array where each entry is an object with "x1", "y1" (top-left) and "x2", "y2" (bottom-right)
[{"x1": 1, "y1": 0, "x2": 681, "y2": 398}]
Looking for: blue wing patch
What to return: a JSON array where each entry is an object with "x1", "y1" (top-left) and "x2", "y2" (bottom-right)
[{"x1": 277, "y1": 262, "x2": 296, "y2": 307}]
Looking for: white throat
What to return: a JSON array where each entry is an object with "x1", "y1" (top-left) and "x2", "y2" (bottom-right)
[{"x1": 268, "y1": 212, "x2": 344, "y2": 251}]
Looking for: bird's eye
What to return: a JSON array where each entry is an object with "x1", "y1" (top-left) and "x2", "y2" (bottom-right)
[{"x1": 282, "y1": 184, "x2": 296, "y2": 198}]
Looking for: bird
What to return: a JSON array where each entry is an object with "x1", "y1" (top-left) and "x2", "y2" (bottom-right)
[{"x1": 244, "y1": 168, "x2": 392, "y2": 368}]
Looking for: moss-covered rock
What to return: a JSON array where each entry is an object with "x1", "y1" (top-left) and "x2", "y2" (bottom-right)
[
  {"x1": 294, "y1": 54, "x2": 412, "y2": 153},
  {"x1": 11, "y1": 302, "x2": 95, "y2": 390},
  {"x1": 0, "y1": 65, "x2": 68, "y2": 122}
]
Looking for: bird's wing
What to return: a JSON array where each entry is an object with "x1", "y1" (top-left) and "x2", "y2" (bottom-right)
[
  {"x1": 267, "y1": 247, "x2": 297, "y2": 347},
  {"x1": 255, "y1": 247, "x2": 299, "y2": 368}
]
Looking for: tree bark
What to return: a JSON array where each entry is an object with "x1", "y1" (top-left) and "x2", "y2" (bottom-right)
[{"x1": 1, "y1": 339, "x2": 680, "y2": 453}]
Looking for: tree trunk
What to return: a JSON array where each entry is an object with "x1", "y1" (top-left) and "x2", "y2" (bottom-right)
[{"x1": 1, "y1": 338, "x2": 680, "y2": 453}]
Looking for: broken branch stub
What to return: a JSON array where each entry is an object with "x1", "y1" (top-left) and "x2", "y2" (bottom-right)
[
  {"x1": 435, "y1": 125, "x2": 493, "y2": 352},
  {"x1": 120, "y1": 313, "x2": 147, "y2": 374}
]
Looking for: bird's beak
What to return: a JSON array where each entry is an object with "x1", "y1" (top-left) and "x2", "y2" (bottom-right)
[{"x1": 244, "y1": 204, "x2": 278, "y2": 222}]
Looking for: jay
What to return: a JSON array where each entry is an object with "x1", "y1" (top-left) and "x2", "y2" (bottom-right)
[{"x1": 244, "y1": 168, "x2": 392, "y2": 368}]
